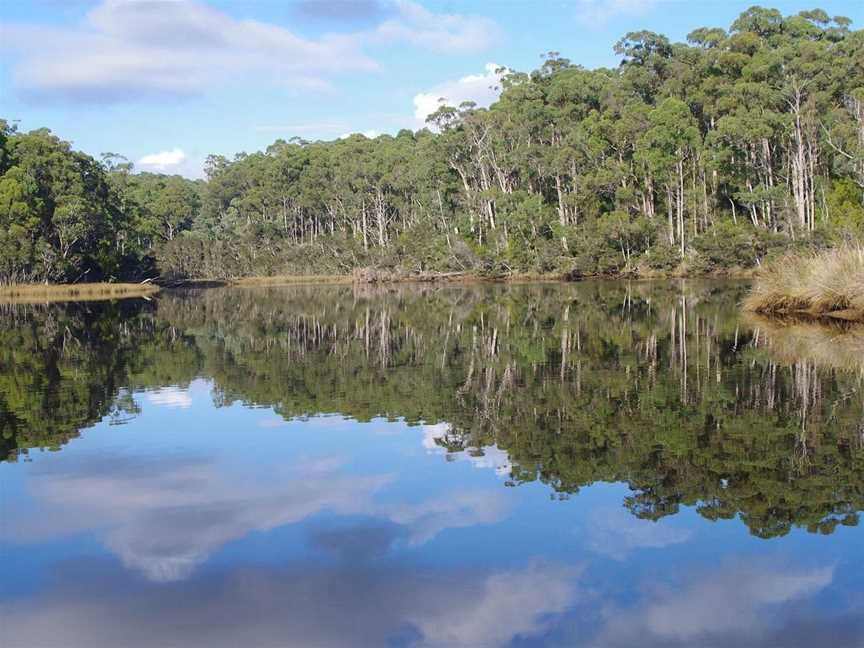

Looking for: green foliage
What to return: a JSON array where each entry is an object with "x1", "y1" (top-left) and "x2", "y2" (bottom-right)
[
  {"x1": 689, "y1": 220, "x2": 785, "y2": 272},
  {"x1": 0, "y1": 127, "x2": 201, "y2": 283},
  {"x1": 573, "y1": 212, "x2": 652, "y2": 274},
  {"x1": 0, "y1": 128, "x2": 120, "y2": 282},
  {"x1": 825, "y1": 177, "x2": 864, "y2": 236},
  {"x1": 643, "y1": 241, "x2": 680, "y2": 270}
]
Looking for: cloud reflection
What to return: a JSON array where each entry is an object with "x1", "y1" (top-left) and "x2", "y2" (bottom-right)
[
  {"x1": 0, "y1": 559, "x2": 575, "y2": 648},
  {"x1": 584, "y1": 506, "x2": 693, "y2": 560},
  {"x1": 144, "y1": 386, "x2": 193, "y2": 409},
  {"x1": 15, "y1": 455, "x2": 390, "y2": 581},
  {"x1": 8, "y1": 453, "x2": 507, "y2": 582},
  {"x1": 388, "y1": 489, "x2": 508, "y2": 545},
  {"x1": 0, "y1": 555, "x2": 855, "y2": 648},
  {"x1": 592, "y1": 561, "x2": 849, "y2": 648}
]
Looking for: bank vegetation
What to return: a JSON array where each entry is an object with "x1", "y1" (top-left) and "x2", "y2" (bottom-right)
[
  {"x1": 744, "y1": 245, "x2": 864, "y2": 320},
  {"x1": 0, "y1": 282, "x2": 159, "y2": 304}
]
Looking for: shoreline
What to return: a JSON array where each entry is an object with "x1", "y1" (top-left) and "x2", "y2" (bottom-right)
[
  {"x1": 746, "y1": 308, "x2": 864, "y2": 323},
  {"x1": 164, "y1": 267, "x2": 757, "y2": 289},
  {"x1": 0, "y1": 269, "x2": 757, "y2": 304},
  {"x1": 0, "y1": 282, "x2": 160, "y2": 305},
  {"x1": 5, "y1": 270, "x2": 861, "y2": 326}
]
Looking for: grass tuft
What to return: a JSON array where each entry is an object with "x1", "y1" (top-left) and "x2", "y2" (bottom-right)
[{"x1": 744, "y1": 245, "x2": 864, "y2": 321}]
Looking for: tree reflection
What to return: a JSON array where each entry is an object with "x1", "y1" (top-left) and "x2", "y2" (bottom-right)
[
  {"x1": 2, "y1": 281, "x2": 862, "y2": 538},
  {"x1": 0, "y1": 300, "x2": 200, "y2": 460}
]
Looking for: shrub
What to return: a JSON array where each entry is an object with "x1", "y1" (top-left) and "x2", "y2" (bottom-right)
[
  {"x1": 690, "y1": 220, "x2": 784, "y2": 272},
  {"x1": 642, "y1": 241, "x2": 680, "y2": 271},
  {"x1": 825, "y1": 178, "x2": 864, "y2": 237}
]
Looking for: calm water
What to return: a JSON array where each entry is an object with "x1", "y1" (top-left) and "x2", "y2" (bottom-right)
[{"x1": 1, "y1": 281, "x2": 862, "y2": 647}]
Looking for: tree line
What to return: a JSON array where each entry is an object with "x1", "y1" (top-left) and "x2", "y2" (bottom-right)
[{"x1": 1, "y1": 6, "x2": 863, "y2": 283}]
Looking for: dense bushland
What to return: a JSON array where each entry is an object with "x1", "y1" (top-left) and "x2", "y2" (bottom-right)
[{"x1": 1, "y1": 6, "x2": 863, "y2": 282}]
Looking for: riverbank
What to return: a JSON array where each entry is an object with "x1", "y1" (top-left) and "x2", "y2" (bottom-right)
[
  {"x1": 0, "y1": 282, "x2": 159, "y2": 304},
  {"x1": 163, "y1": 270, "x2": 565, "y2": 289},
  {"x1": 164, "y1": 266, "x2": 756, "y2": 289},
  {"x1": 1, "y1": 267, "x2": 757, "y2": 303},
  {"x1": 744, "y1": 246, "x2": 864, "y2": 322}
]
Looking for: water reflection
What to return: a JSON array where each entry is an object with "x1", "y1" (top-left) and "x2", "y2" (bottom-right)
[
  {"x1": 0, "y1": 558, "x2": 581, "y2": 648},
  {"x1": 1, "y1": 555, "x2": 857, "y2": 648},
  {"x1": 594, "y1": 561, "x2": 853, "y2": 648},
  {"x1": 9, "y1": 452, "x2": 390, "y2": 582},
  {"x1": 8, "y1": 447, "x2": 508, "y2": 582},
  {"x1": 2, "y1": 282, "x2": 863, "y2": 537},
  {"x1": 582, "y1": 505, "x2": 692, "y2": 560},
  {"x1": 1, "y1": 281, "x2": 862, "y2": 647}
]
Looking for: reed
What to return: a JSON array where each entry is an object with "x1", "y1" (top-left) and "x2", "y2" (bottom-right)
[
  {"x1": 0, "y1": 282, "x2": 159, "y2": 304},
  {"x1": 744, "y1": 245, "x2": 864, "y2": 321}
]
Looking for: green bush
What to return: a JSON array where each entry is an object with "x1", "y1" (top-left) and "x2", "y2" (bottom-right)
[
  {"x1": 642, "y1": 241, "x2": 680, "y2": 270},
  {"x1": 689, "y1": 220, "x2": 785, "y2": 272},
  {"x1": 825, "y1": 178, "x2": 864, "y2": 237},
  {"x1": 573, "y1": 212, "x2": 652, "y2": 275}
]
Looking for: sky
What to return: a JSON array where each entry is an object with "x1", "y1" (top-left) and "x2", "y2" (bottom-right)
[{"x1": 1, "y1": 0, "x2": 862, "y2": 178}]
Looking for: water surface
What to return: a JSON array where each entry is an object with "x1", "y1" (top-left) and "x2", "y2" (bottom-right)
[{"x1": 1, "y1": 281, "x2": 862, "y2": 647}]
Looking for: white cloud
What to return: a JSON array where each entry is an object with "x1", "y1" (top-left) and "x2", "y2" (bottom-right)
[
  {"x1": 136, "y1": 148, "x2": 206, "y2": 179},
  {"x1": 138, "y1": 148, "x2": 186, "y2": 170},
  {"x1": 2, "y1": 0, "x2": 377, "y2": 101},
  {"x1": 375, "y1": 0, "x2": 500, "y2": 53},
  {"x1": 339, "y1": 129, "x2": 382, "y2": 139},
  {"x1": 577, "y1": 0, "x2": 658, "y2": 25},
  {"x1": 1, "y1": 0, "x2": 500, "y2": 102},
  {"x1": 412, "y1": 63, "x2": 507, "y2": 127},
  {"x1": 584, "y1": 506, "x2": 692, "y2": 560}
]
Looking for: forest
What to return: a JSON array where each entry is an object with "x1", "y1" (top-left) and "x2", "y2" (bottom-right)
[{"x1": 1, "y1": 6, "x2": 863, "y2": 283}]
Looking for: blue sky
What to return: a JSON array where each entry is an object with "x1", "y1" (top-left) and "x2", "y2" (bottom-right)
[{"x1": 1, "y1": 0, "x2": 862, "y2": 178}]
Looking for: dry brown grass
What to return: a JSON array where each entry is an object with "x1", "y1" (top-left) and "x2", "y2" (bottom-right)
[
  {"x1": 0, "y1": 282, "x2": 159, "y2": 304},
  {"x1": 204, "y1": 271, "x2": 567, "y2": 287},
  {"x1": 229, "y1": 275, "x2": 352, "y2": 287},
  {"x1": 744, "y1": 245, "x2": 864, "y2": 321}
]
